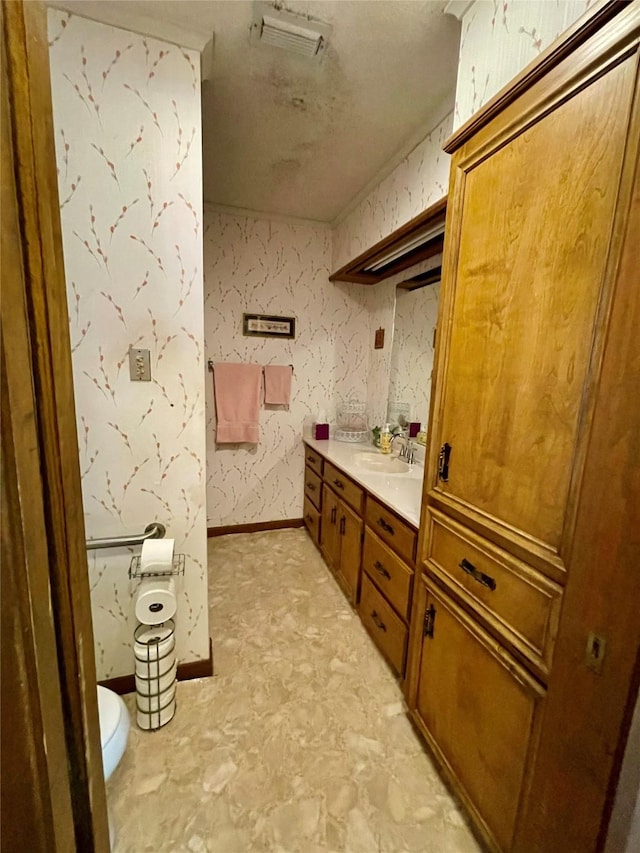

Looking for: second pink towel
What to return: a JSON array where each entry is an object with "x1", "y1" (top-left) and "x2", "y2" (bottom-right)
[
  {"x1": 264, "y1": 364, "x2": 293, "y2": 406},
  {"x1": 213, "y1": 362, "x2": 262, "y2": 443}
]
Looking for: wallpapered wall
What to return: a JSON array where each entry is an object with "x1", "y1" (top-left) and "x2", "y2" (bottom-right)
[
  {"x1": 332, "y1": 111, "x2": 453, "y2": 272},
  {"x1": 389, "y1": 283, "x2": 441, "y2": 430},
  {"x1": 453, "y1": 0, "x2": 593, "y2": 129},
  {"x1": 204, "y1": 210, "x2": 375, "y2": 527},
  {"x1": 48, "y1": 10, "x2": 209, "y2": 679}
]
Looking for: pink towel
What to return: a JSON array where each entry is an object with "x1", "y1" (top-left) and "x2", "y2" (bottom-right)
[
  {"x1": 213, "y1": 362, "x2": 262, "y2": 443},
  {"x1": 264, "y1": 364, "x2": 293, "y2": 406}
]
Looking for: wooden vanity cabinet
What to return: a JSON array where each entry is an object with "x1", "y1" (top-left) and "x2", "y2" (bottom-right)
[
  {"x1": 303, "y1": 449, "x2": 323, "y2": 548},
  {"x1": 406, "y1": 6, "x2": 640, "y2": 853},
  {"x1": 359, "y1": 499, "x2": 417, "y2": 678},
  {"x1": 319, "y1": 467, "x2": 363, "y2": 604}
]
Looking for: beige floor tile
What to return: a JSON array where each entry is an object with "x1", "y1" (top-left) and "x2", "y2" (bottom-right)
[{"x1": 108, "y1": 529, "x2": 480, "y2": 853}]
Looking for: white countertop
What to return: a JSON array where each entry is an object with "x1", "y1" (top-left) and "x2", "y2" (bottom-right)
[{"x1": 303, "y1": 434, "x2": 425, "y2": 528}]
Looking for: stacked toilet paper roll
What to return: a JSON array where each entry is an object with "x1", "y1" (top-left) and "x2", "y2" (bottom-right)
[
  {"x1": 134, "y1": 538, "x2": 177, "y2": 625},
  {"x1": 134, "y1": 620, "x2": 177, "y2": 730}
]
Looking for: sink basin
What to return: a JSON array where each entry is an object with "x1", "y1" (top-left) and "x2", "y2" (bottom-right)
[{"x1": 354, "y1": 452, "x2": 409, "y2": 474}]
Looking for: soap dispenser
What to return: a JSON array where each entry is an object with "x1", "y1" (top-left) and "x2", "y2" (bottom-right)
[{"x1": 380, "y1": 423, "x2": 391, "y2": 455}]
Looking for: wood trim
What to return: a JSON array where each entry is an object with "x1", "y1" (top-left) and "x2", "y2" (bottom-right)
[
  {"x1": 2, "y1": 2, "x2": 109, "y2": 850},
  {"x1": 207, "y1": 518, "x2": 304, "y2": 537},
  {"x1": 444, "y1": 0, "x2": 627, "y2": 153},
  {"x1": 2, "y1": 17, "x2": 75, "y2": 846},
  {"x1": 329, "y1": 196, "x2": 447, "y2": 284},
  {"x1": 100, "y1": 639, "x2": 214, "y2": 696}
]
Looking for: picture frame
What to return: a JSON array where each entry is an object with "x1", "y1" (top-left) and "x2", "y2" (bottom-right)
[{"x1": 243, "y1": 313, "x2": 296, "y2": 339}]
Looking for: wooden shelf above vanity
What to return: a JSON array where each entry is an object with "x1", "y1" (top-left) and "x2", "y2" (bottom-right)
[{"x1": 329, "y1": 196, "x2": 447, "y2": 285}]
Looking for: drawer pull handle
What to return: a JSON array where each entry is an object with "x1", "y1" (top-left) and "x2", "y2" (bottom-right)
[
  {"x1": 305, "y1": 514, "x2": 313, "y2": 523},
  {"x1": 306, "y1": 482, "x2": 316, "y2": 491},
  {"x1": 330, "y1": 506, "x2": 337, "y2": 524},
  {"x1": 438, "y1": 442, "x2": 452, "y2": 482},
  {"x1": 424, "y1": 604, "x2": 436, "y2": 638},
  {"x1": 373, "y1": 560, "x2": 391, "y2": 580},
  {"x1": 459, "y1": 558, "x2": 496, "y2": 591},
  {"x1": 371, "y1": 610, "x2": 387, "y2": 632},
  {"x1": 339, "y1": 516, "x2": 346, "y2": 535},
  {"x1": 333, "y1": 478, "x2": 344, "y2": 490},
  {"x1": 308, "y1": 455, "x2": 316, "y2": 463},
  {"x1": 377, "y1": 517, "x2": 394, "y2": 535}
]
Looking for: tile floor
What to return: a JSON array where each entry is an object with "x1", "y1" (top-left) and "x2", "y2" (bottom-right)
[{"x1": 109, "y1": 529, "x2": 481, "y2": 853}]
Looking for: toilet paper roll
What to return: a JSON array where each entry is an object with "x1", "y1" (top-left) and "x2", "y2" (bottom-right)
[
  {"x1": 135, "y1": 577, "x2": 177, "y2": 625},
  {"x1": 140, "y1": 537, "x2": 175, "y2": 575}
]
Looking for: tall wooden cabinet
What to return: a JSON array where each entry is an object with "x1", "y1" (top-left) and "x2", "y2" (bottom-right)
[{"x1": 406, "y1": 5, "x2": 640, "y2": 853}]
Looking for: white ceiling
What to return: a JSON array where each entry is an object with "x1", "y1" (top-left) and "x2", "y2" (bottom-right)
[{"x1": 52, "y1": 1, "x2": 461, "y2": 223}]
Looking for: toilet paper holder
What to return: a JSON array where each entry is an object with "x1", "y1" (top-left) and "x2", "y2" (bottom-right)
[{"x1": 129, "y1": 552, "x2": 185, "y2": 580}]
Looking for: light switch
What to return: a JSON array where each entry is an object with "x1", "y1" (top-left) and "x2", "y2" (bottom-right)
[{"x1": 129, "y1": 347, "x2": 151, "y2": 382}]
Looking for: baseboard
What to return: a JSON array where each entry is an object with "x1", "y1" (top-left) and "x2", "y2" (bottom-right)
[
  {"x1": 99, "y1": 637, "x2": 213, "y2": 696},
  {"x1": 207, "y1": 518, "x2": 304, "y2": 537}
]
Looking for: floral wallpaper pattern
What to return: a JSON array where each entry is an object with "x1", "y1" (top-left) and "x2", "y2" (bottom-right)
[
  {"x1": 204, "y1": 210, "x2": 377, "y2": 527},
  {"x1": 332, "y1": 111, "x2": 453, "y2": 272},
  {"x1": 453, "y1": 0, "x2": 593, "y2": 129},
  {"x1": 48, "y1": 10, "x2": 209, "y2": 679}
]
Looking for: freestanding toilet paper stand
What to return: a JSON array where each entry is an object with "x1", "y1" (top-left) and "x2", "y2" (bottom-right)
[{"x1": 130, "y1": 553, "x2": 184, "y2": 731}]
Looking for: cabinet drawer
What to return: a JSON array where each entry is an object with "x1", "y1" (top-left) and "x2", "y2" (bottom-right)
[
  {"x1": 426, "y1": 508, "x2": 562, "y2": 678},
  {"x1": 363, "y1": 529, "x2": 413, "y2": 622},
  {"x1": 304, "y1": 445, "x2": 324, "y2": 477},
  {"x1": 303, "y1": 497, "x2": 320, "y2": 546},
  {"x1": 304, "y1": 466, "x2": 322, "y2": 511},
  {"x1": 366, "y1": 496, "x2": 416, "y2": 565},
  {"x1": 324, "y1": 461, "x2": 363, "y2": 514},
  {"x1": 359, "y1": 573, "x2": 408, "y2": 677}
]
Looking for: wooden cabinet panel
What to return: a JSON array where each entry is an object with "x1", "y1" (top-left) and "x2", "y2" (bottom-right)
[
  {"x1": 303, "y1": 496, "x2": 320, "y2": 547},
  {"x1": 335, "y1": 500, "x2": 362, "y2": 603},
  {"x1": 431, "y1": 58, "x2": 636, "y2": 552},
  {"x1": 426, "y1": 509, "x2": 562, "y2": 678},
  {"x1": 324, "y1": 461, "x2": 363, "y2": 515},
  {"x1": 362, "y1": 529, "x2": 413, "y2": 622},
  {"x1": 320, "y1": 484, "x2": 362, "y2": 605},
  {"x1": 414, "y1": 578, "x2": 545, "y2": 852},
  {"x1": 304, "y1": 445, "x2": 323, "y2": 477},
  {"x1": 359, "y1": 573, "x2": 408, "y2": 677},
  {"x1": 366, "y1": 496, "x2": 416, "y2": 565},
  {"x1": 303, "y1": 466, "x2": 322, "y2": 511},
  {"x1": 320, "y1": 485, "x2": 340, "y2": 572}
]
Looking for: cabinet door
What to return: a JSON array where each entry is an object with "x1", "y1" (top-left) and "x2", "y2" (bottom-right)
[
  {"x1": 431, "y1": 57, "x2": 637, "y2": 551},
  {"x1": 320, "y1": 486, "x2": 339, "y2": 571},
  {"x1": 413, "y1": 577, "x2": 545, "y2": 853},
  {"x1": 336, "y1": 500, "x2": 363, "y2": 603}
]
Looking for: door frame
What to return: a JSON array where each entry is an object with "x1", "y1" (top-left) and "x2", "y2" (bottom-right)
[{"x1": 1, "y1": 1, "x2": 108, "y2": 849}]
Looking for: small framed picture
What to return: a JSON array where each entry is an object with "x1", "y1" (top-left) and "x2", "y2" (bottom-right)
[{"x1": 243, "y1": 313, "x2": 296, "y2": 339}]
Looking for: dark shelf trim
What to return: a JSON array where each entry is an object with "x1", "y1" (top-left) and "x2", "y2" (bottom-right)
[{"x1": 330, "y1": 196, "x2": 447, "y2": 285}]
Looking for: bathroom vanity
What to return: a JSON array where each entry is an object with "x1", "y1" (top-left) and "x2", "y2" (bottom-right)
[{"x1": 303, "y1": 436, "x2": 422, "y2": 679}]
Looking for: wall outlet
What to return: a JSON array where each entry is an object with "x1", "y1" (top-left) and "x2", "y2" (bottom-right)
[{"x1": 129, "y1": 347, "x2": 151, "y2": 382}]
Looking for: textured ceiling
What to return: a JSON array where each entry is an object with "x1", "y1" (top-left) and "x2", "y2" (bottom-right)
[{"x1": 52, "y1": 1, "x2": 461, "y2": 223}]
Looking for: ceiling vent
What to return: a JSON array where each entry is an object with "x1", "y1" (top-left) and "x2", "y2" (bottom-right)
[{"x1": 251, "y1": 3, "x2": 331, "y2": 60}]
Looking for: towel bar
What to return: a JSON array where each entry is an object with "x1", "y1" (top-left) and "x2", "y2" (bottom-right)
[{"x1": 207, "y1": 360, "x2": 293, "y2": 373}]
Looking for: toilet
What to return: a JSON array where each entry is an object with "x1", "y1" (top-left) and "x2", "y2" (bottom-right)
[{"x1": 97, "y1": 685, "x2": 130, "y2": 847}]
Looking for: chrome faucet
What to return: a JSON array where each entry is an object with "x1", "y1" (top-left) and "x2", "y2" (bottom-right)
[{"x1": 390, "y1": 433, "x2": 415, "y2": 465}]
